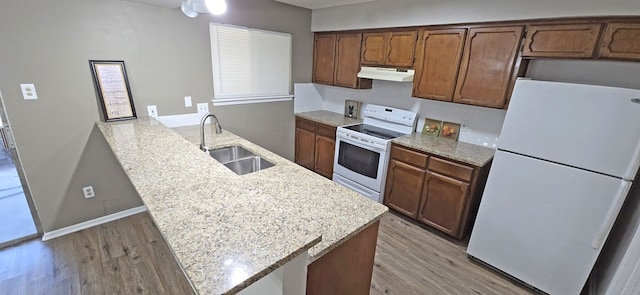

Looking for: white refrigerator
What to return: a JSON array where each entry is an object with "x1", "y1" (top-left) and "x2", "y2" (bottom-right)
[{"x1": 467, "y1": 79, "x2": 640, "y2": 295}]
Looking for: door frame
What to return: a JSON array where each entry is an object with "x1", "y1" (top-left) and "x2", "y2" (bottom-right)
[{"x1": 0, "y1": 90, "x2": 43, "y2": 248}]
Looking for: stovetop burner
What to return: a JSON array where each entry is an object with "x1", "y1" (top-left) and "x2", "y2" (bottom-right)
[{"x1": 343, "y1": 124, "x2": 405, "y2": 140}]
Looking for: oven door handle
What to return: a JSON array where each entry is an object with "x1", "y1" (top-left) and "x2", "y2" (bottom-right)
[{"x1": 337, "y1": 134, "x2": 388, "y2": 153}]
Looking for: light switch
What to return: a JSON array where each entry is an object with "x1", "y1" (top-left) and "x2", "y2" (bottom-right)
[
  {"x1": 20, "y1": 83, "x2": 38, "y2": 100},
  {"x1": 184, "y1": 96, "x2": 192, "y2": 107}
]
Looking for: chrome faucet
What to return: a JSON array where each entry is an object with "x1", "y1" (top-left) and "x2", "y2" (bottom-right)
[{"x1": 200, "y1": 113, "x2": 222, "y2": 152}]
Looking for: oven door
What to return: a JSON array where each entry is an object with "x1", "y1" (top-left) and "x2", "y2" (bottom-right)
[{"x1": 333, "y1": 133, "x2": 388, "y2": 193}]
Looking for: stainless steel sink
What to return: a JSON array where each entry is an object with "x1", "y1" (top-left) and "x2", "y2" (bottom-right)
[
  {"x1": 209, "y1": 145, "x2": 255, "y2": 163},
  {"x1": 223, "y1": 156, "x2": 275, "y2": 175},
  {"x1": 208, "y1": 145, "x2": 275, "y2": 175}
]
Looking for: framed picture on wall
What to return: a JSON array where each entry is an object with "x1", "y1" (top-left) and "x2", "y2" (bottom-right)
[
  {"x1": 89, "y1": 60, "x2": 137, "y2": 121},
  {"x1": 421, "y1": 118, "x2": 442, "y2": 137},
  {"x1": 439, "y1": 121, "x2": 461, "y2": 141},
  {"x1": 344, "y1": 99, "x2": 362, "y2": 119}
]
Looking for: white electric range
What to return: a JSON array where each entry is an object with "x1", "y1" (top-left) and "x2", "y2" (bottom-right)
[{"x1": 333, "y1": 104, "x2": 418, "y2": 203}]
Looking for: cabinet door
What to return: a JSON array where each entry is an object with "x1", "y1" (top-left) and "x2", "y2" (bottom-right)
[
  {"x1": 418, "y1": 171, "x2": 470, "y2": 237},
  {"x1": 295, "y1": 118, "x2": 316, "y2": 170},
  {"x1": 386, "y1": 31, "x2": 418, "y2": 67},
  {"x1": 334, "y1": 33, "x2": 366, "y2": 88},
  {"x1": 454, "y1": 26, "x2": 524, "y2": 109},
  {"x1": 314, "y1": 123, "x2": 336, "y2": 179},
  {"x1": 383, "y1": 159, "x2": 426, "y2": 218},
  {"x1": 361, "y1": 32, "x2": 388, "y2": 65},
  {"x1": 312, "y1": 33, "x2": 336, "y2": 85},
  {"x1": 314, "y1": 135, "x2": 335, "y2": 179},
  {"x1": 412, "y1": 29, "x2": 467, "y2": 102},
  {"x1": 598, "y1": 23, "x2": 640, "y2": 60},
  {"x1": 522, "y1": 24, "x2": 602, "y2": 58}
]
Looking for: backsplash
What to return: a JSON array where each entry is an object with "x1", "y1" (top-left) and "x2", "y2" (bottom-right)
[{"x1": 302, "y1": 81, "x2": 506, "y2": 148}]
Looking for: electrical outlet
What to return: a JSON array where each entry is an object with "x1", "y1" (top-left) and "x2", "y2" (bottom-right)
[
  {"x1": 147, "y1": 105, "x2": 158, "y2": 117},
  {"x1": 83, "y1": 186, "x2": 95, "y2": 199},
  {"x1": 184, "y1": 96, "x2": 192, "y2": 107},
  {"x1": 20, "y1": 83, "x2": 38, "y2": 100},
  {"x1": 197, "y1": 103, "x2": 209, "y2": 114},
  {"x1": 461, "y1": 120, "x2": 470, "y2": 132}
]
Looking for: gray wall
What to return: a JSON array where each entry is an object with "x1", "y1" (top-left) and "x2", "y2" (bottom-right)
[
  {"x1": 0, "y1": 0, "x2": 311, "y2": 232},
  {"x1": 312, "y1": 0, "x2": 640, "y2": 31}
]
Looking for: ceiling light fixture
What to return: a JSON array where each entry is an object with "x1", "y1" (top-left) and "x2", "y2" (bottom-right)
[
  {"x1": 205, "y1": 0, "x2": 227, "y2": 15},
  {"x1": 180, "y1": 0, "x2": 227, "y2": 18},
  {"x1": 181, "y1": 0, "x2": 198, "y2": 18}
]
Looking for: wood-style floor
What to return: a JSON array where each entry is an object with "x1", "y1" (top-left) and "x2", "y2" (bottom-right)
[
  {"x1": 371, "y1": 212, "x2": 534, "y2": 295},
  {"x1": 0, "y1": 212, "x2": 533, "y2": 294},
  {"x1": 0, "y1": 213, "x2": 194, "y2": 295}
]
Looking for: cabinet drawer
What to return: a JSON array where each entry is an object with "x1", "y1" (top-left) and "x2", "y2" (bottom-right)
[
  {"x1": 296, "y1": 117, "x2": 316, "y2": 132},
  {"x1": 428, "y1": 157, "x2": 473, "y2": 182},
  {"x1": 391, "y1": 145, "x2": 428, "y2": 169},
  {"x1": 316, "y1": 123, "x2": 336, "y2": 139}
]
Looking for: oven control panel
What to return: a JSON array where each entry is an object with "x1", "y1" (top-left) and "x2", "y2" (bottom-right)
[{"x1": 363, "y1": 104, "x2": 417, "y2": 127}]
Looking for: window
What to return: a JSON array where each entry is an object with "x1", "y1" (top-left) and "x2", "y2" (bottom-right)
[{"x1": 209, "y1": 23, "x2": 292, "y2": 106}]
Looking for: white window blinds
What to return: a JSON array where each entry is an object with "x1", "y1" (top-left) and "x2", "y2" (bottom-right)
[{"x1": 209, "y1": 23, "x2": 292, "y2": 105}]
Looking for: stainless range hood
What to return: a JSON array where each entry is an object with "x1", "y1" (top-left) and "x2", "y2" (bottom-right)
[{"x1": 357, "y1": 66, "x2": 415, "y2": 82}]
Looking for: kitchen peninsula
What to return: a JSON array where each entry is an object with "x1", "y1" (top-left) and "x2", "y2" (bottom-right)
[{"x1": 96, "y1": 118, "x2": 387, "y2": 294}]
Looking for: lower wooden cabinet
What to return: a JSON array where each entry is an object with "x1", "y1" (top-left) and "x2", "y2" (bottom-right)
[
  {"x1": 383, "y1": 144, "x2": 490, "y2": 239},
  {"x1": 295, "y1": 120, "x2": 316, "y2": 170},
  {"x1": 295, "y1": 117, "x2": 336, "y2": 179},
  {"x1": 384, "y1": 159, "x2": 426, "y2": 218},
  {"x1": 418, "y1": 171, "x2": 470, "y2": 236},
  {"x1": 314, "y1": 132, "x2": 336, "y2": 178}
]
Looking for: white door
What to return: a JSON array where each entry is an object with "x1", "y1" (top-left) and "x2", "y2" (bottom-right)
[
  {"x1": 468, "y1": 150, "x2": 631, "y2": 295},
  {"x1": 498, "y1": 79, "x2": 640, "y2": 180}
]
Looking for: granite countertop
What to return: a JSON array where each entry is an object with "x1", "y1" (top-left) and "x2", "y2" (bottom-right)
[
  {"x1": 97, "y1": 118, "x2": 387, "y2": 294},
  {"x1": 295, "y1": 110, "x2": 362, "y2": 127},
  {"x1": 393, "y1": 133, "x2": 496, "y2": 167}
]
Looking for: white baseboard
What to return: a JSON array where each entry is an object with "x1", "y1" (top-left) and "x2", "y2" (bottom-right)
[{"x1": 41, "y1": 205, "x2": 147, "y2": 241}]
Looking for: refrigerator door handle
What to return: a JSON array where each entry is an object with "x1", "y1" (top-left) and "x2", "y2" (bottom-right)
[
  {"x1": 625, "y1": 140, "x2": 640, "y2": 181},
  {"x1": 593, "y1": 181, "x2": 633, "y2": 249}
]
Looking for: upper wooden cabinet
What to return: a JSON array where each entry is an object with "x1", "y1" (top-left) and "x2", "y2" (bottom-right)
[
  {"x1": 598, "y1": 23, "x2": 640, "y2": 61},
  {"x1": 313, "y1": 32, "x2": 372, "y2": 89},
  {"x1": 312, "y1": 34, "x2": 336, "y2": 85},
  {"x1": 453, "y1": 26, "x2": 524, "y2": 109},
  {"x1": 360, "y1": 32, "x2": 387, "y2": 66},
  {"x1": 361, "y1": 31, "x2": 417, "y2": 68},
  {"x1": 334, "y1": 33, "x2": 366, "y2": 88},
  {"x1": 412, "y1": 28, "x2": 467, "y2": 102},
  {"x1": 523, "y1": 24, "x2": 602, "y2": 58}
]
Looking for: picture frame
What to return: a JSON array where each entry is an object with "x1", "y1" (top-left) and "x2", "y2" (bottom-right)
[
  {"x1": 439, "y1": 121, "x2": 461, "y2": 141},
  {"x1": 89, "y1": 60, "x2": 137, "y2": 121},
  {"x1": 421, "y1": 118, "x2": 442, "y2": 137},
  {"x1": 344, "y1": 99, "x2": 362, "y2": 119}
]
